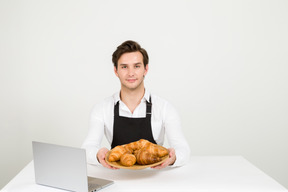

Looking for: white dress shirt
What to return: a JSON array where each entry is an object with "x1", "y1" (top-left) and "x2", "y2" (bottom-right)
[{"x1": 81, "y1": 90, "x2": 190, "y2": 167}]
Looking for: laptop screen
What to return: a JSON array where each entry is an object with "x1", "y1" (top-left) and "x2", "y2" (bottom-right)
[{"x1": 32, "y1": 141, "x2": 89, "y2": 191}]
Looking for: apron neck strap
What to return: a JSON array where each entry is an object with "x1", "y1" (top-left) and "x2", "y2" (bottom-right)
[{"x1": 114, "y1": 95, "x2": 152, "y2": 116}]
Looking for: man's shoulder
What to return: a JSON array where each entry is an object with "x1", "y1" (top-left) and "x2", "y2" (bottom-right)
[
  {"x1": 150, "y1": 93, "x2": 171, "y2": 107},
  {"x1": 150, "y1": 93, "x2": 180, "y2": 119},
  {"x1": 90, "y1": 93, "x2": 117, "y2": 113},
  {"x1": 150, "y1": 92, "x2": 179, "y2": 111}
]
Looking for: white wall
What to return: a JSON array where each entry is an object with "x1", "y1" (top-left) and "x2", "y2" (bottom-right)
[{"x1": 1, "y1": 0, "x2": 287, "y2": 189}]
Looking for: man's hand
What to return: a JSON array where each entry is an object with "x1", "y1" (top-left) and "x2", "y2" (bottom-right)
[
  {"x1": 97, "y1": 147, "x2": 119, "y2": 169},
  {"x1": 151, "y1": 148, "x2": 176, "y2": 169}
]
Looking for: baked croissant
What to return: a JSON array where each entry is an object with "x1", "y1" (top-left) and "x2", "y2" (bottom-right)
[
  {"x1": 108, "y1": 145, "x2": 127, "y2": 162},
  {"x1": 143, "y1": 143, "x2": 169, "y2": 157},
  {"x1": 134, "y1": 149, "x2": 162, "y2": 165},
  {"x1": 120, "y1": 153, "x2": 137, "y2": 166},
  {"x1": 124, "y1": 139, "x2": 150, "y2": 153}
]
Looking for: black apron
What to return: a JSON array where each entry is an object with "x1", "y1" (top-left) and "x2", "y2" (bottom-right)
[{"x1": 111, "y1": 96, "x2": 157, "y2": 149}]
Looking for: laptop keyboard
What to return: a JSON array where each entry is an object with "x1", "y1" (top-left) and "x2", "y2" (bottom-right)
[{"x1": 88, "y1": 183, "x2": 101, "y2": 192}]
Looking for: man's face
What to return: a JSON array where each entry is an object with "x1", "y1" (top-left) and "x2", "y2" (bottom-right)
[{"x1": 114, "y1": 51, "x2": 148, "y2": 91}]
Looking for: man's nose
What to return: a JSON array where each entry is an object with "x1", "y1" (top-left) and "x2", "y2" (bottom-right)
[{"x1": 128, "y1": 68, "x2": 135, "y2": 76}]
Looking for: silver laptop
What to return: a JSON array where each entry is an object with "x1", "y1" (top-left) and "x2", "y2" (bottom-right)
[{"x1": 32, "y1": 141, "x2": 114, "y2": 192}]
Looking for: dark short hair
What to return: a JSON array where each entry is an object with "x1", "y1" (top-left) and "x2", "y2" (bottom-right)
[{"x1": 112, "y1": 40, "x2": 149, "y2": 69}]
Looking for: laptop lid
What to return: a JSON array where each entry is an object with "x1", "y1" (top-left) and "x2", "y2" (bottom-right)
[{"x1": 32, "y1": 141, "x2": 113, "y2": 192}]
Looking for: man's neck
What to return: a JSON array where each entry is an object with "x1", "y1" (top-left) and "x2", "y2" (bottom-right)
[{"x1": 120, "y1": 86, "x2": 145, "y2": 114}]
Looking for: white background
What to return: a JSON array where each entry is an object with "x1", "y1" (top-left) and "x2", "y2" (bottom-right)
[{"x1": 0, "y1": 0, "x2": 287, "y2": 189}]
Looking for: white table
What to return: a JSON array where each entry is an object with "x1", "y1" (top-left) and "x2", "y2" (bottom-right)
[{"x1": 1, "y1": 156, "x2": 287, "y2": 192}]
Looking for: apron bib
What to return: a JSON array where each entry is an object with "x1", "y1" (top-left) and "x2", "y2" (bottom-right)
[{"x1": 111, "y1": 96, "x2": 156, "y2": 149}]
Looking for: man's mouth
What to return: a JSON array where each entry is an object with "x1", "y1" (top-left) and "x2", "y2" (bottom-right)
[{"x1": 127, "y1": 78, "x2": 137, "y2": 83}]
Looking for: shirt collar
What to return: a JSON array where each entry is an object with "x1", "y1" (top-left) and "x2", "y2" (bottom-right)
[
  {"x1": 113, "y1": 89, "x2": 151, "y2": 105},
  {"x1": 143, "y1": 89, "x2": 151, "y2": 103}
]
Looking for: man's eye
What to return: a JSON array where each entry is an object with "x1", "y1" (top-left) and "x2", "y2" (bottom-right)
[
  {"x1": 122, "y1": 66, "x2": 127, "y2": 69},
  {"x1": 135, "y1": 65, "x2": 140, "y2": 68}
]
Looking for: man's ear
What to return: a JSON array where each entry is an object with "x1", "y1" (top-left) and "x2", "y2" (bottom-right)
[
  {"x1": 144, "y1": 64, "x2": 149, "y2": 76},
  {"x1": 114, "y1": 66, "x2": 119, "y2": 77}
]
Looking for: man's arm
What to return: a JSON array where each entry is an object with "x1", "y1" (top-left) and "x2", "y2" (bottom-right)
[
  {"x1": 81, "y1": 103, "x2": 106, "y2": 165},
  {"x1": 162, "y1": 102, "x2": 191, "y2": 167}
]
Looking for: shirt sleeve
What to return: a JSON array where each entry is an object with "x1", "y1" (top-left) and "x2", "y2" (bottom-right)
[
  {"x1": 163, "y1": 102, "x2": 191, "y2": 167},
  {"x1": 81, "y1": 103, "x2": 105, "y2": 166}
]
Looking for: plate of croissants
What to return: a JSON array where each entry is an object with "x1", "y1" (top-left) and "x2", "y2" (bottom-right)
[{"x1": 105, "y1": 139, "x2": 169, "y2": 170}]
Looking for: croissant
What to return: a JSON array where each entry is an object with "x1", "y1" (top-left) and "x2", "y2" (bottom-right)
[
  {"x1": 135, "y1": 149, "x2": 162, "y2": 165},
  {"x1": 143, "y1": 143, "x2": 169, "y2": 157},
  {"x1": 124, "y1": 139, "x2": 150, "y2": 152},
  {"x1": 120, "y1": 153, "x2": 137, "y2": 166},
  {"x1": 108, "y1": 145, "x2": 127, "y2": 162}
]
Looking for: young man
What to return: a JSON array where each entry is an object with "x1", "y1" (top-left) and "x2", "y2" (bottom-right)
[{"x1": 82, "y1": 40, "x2": 190, "y2": 169}]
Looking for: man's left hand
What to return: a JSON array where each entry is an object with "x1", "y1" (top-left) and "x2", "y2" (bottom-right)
[{"x1": 151, "y1": 148, "x2": 176, "y2": 169}]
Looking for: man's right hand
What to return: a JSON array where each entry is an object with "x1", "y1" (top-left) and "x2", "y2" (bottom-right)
[{"x1": 97, "y1": 147, "x2": 119, "y2": 169}]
